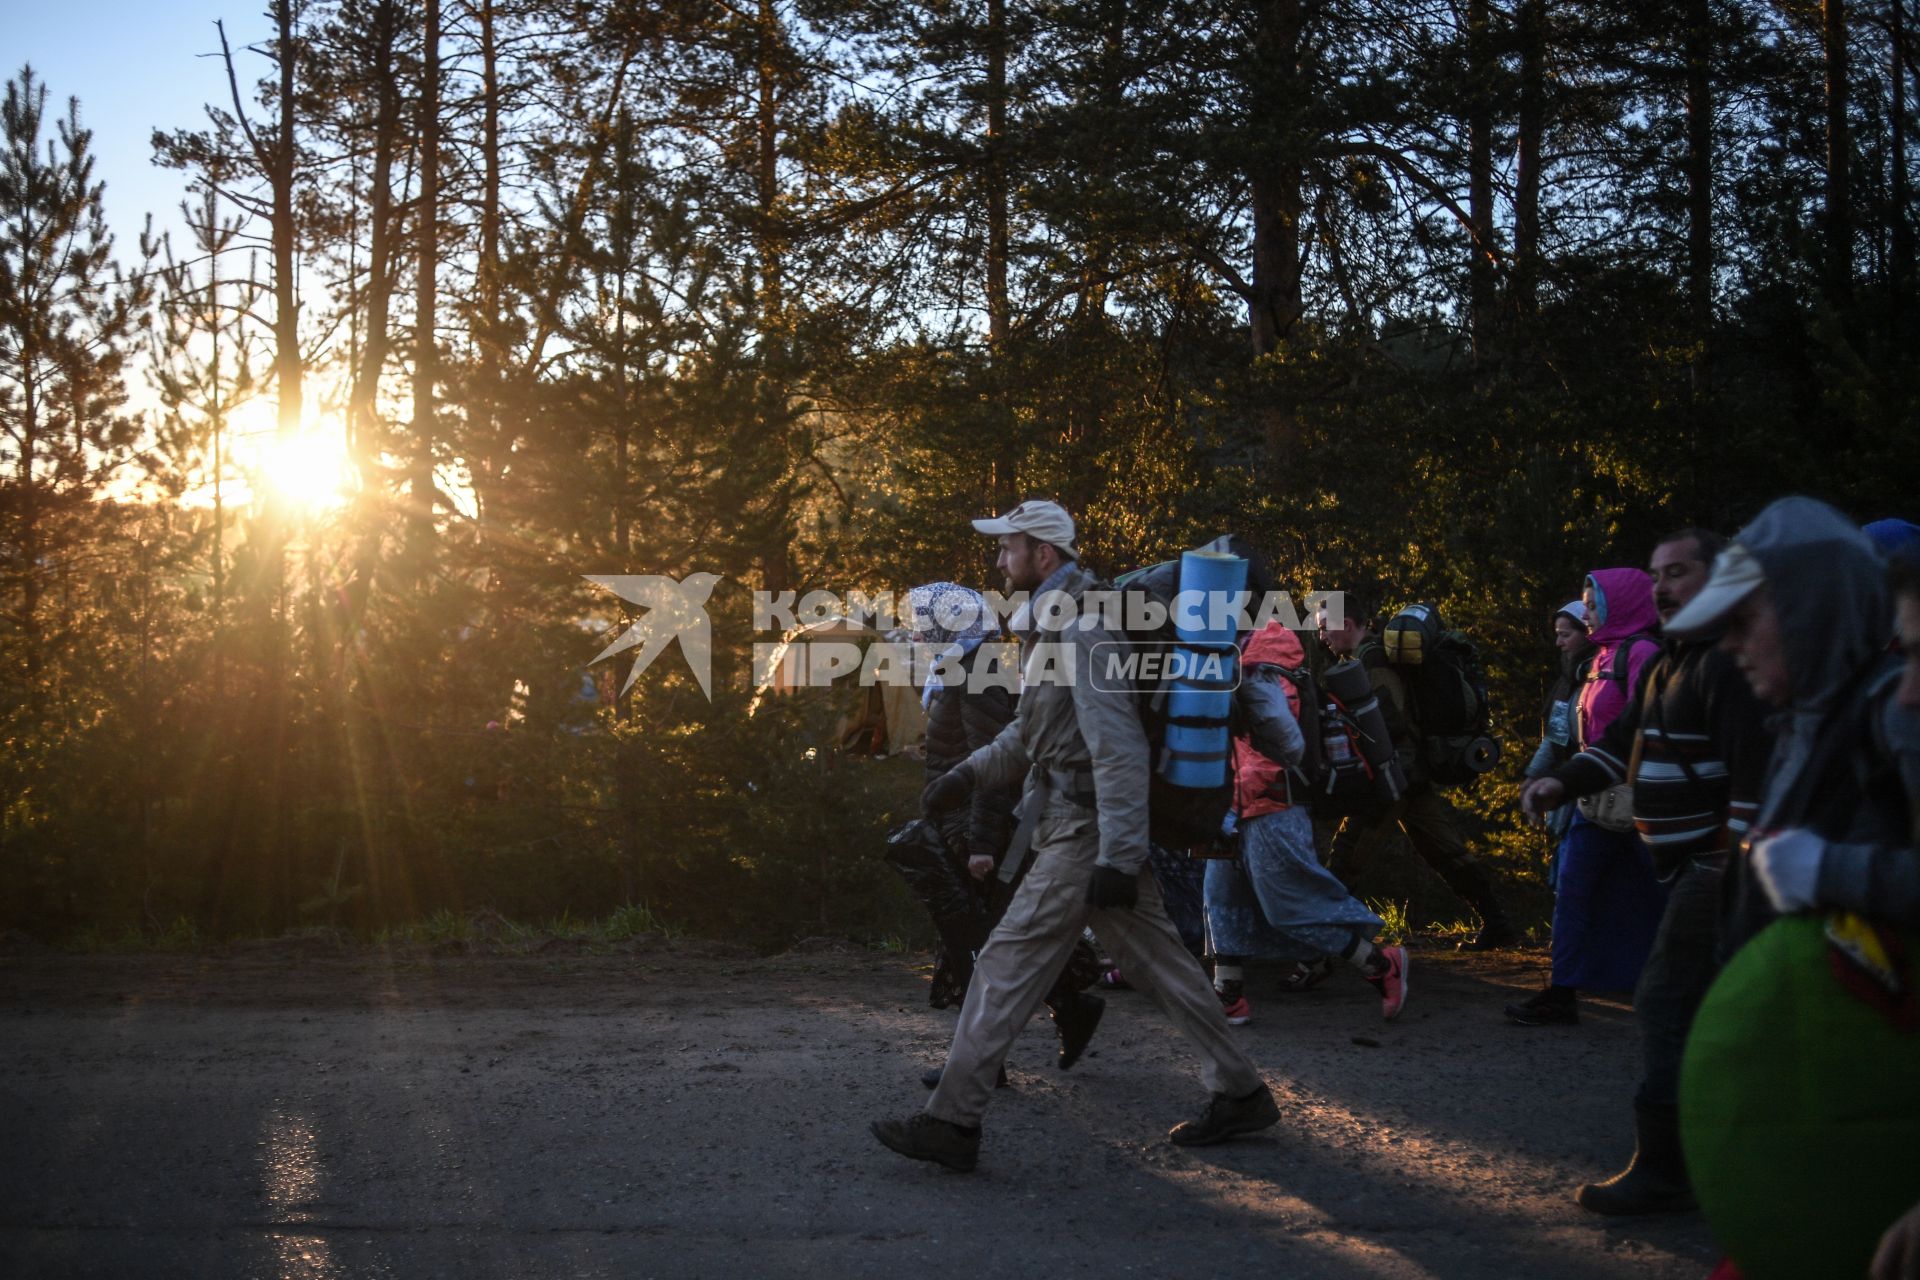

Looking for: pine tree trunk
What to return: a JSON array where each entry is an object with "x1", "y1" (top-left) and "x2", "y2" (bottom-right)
[
  {"x1": 1249, "y1": 0, "x2": 1304, "y2": 359},
  {"x1": 1467, "y1": 0, "x2": 1497, "y2": 363},
  {"x1": 476, "y1": 0, "x2": 504, "y2": 511},
  {"x1": 614, "y1": 256, "x2": 631, "y2": 558},
  {"x1": 986, "y1": 0, "x2": 1016, "y2": 508},
  {"x1": 411, "y1": 0, "x2": 442, "y2": 545},
  {"x1": 1891, "y1": 0, "x2": 1912, "y2": 336},
  {"x1": 1685, "y1": 0, "x2": 1714, "y2": 390},
  {"x1": 757, "y1": 0, "x2": 791, "y2": 598},
  {"x1": 16, "y1": 343, "x2": 40, "y2": 685},
  {"x1": 1247, "y1": 172, "x2": 1302, "y2": 359},
  {"x1": 1248, "y1": 0, "x2": 1305, "y2": 462},
  {"x1": 1513, "y1": 0, "x2": 1544, "y2": 324},
  {"x1": 209, "y1": 202, "x2": 228, "y2": 696},
  {"x1": 1826, "y1": 0, "x2": 1853, "y2": 303},
  {"x1": 758, "y1": 0, "x2": 783, "y2": 319},
  {"x1": 215, "y1": 11, "x2": 301, "y2": 441},
  {"x1": 351, "y1": 4, "x2": 403, "y2": 480},
  {"x1": 272, "y1": 0, "x2": 303, "y2": 439}
]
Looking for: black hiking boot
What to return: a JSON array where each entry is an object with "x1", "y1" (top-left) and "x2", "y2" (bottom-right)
[
  {"x1": 1168, "y1": 1084, "x2": 1281, "y2": 1147},
  {"x1": 1433, "y1": 856, "x2": 1518, "y2": 952},
  {"x1": 871, "y1": 1112, "x2": 981, "y2": 1172},
  {"x1": 1577, "y1": 1102, "x2": 1697, "y2": 1215},
  {"x1": 1050, "y1": 992, "x2": 1105, "y2": 1070},
  {"x1": 1504, "y1": 987, "x2": 1579, "y2": 1026}
]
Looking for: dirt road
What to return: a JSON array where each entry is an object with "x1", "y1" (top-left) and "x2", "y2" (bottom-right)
[{"x1": 1, "y1": 942, "x2": 1716, "y2": 1278}]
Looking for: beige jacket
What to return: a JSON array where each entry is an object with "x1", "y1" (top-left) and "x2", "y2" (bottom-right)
[{"x1": 963, "y1": 564, "x2": 1153, "y2": 874}]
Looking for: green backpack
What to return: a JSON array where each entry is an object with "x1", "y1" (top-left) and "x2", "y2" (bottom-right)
[{"x1": 1680, "y1": 913, "x2": 1920, "y2": 1280}]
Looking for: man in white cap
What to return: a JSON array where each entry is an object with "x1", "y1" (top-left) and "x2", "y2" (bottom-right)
[
  {"x1": 1661, "y1": 497, "x2": 1919, "y2": 956},
  {"x1": 1651, "y1": 512, "x2": 1920, "y2": 1280},
  {"x1": 870, "y1": 499, "x2": 1277, "y2": 1171}
]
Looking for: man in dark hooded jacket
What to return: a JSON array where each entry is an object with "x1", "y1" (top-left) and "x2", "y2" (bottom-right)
[
  {"x1": 1661, "y1": 500, "x2": 1920, "y2": 1274},
  {"x1": 1664, "y1": 497, "x2": 1920, "y2": 954},
  {"x1": 1318, "y1": 598, "x2": 1521, "y2": 949}
]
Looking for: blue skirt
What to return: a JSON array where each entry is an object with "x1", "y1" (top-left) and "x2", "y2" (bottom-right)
[
  {"x1": 1549, "y1": 811, "x2": 1668, "y2": 991},
  {"x1": 1149, "y1": 842, "x2": 1208, "y2": 958},
  {"x1": 1205, "y1": 806, "x2": 1382, "y2": 961}
]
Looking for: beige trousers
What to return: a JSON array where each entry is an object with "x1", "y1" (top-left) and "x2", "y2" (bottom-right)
[{"x1": 925, "y1": 805, "x2": 1266, "y2": 1128}]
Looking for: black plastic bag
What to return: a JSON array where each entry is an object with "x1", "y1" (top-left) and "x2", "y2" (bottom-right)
[{"x1": 885, "y1": 819, "x2": 991, "y2": 1001}]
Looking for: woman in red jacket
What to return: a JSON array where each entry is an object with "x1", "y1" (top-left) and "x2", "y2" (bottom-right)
[{"x1": 1205, "y1": 622, "x2": 1411, "y2": 1024}]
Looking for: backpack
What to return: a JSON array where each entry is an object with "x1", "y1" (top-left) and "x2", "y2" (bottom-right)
[
  {"x1": 1574, "y1": 630, "x2": 1659, "y2": 749},
  {"x1": 1593, "y1": 631, "x2": 1660, "y2": 694},
  {"x1": 1248, "y1": 657, "x2": 1387, "y2": 816},
  {"x1": 1111, "y1": 536, "x2": 1254, "y2": 847},
  {"x1": 1380, "y1": 603, "x2": 1502, "y2": 787}
]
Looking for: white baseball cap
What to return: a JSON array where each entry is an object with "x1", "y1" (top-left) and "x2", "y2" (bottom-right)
[
  {"x1": 1664, "y1": 541, "x2": 1767, "y2": 639},
  {"x1": 971, "y1": 499, "x2": 1078, "y2": 558}
]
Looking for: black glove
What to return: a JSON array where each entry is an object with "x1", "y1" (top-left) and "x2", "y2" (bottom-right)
[
  {"x1": 921, "y1": 762, "x2": 976, "y2": 815},
  {"x1": 1085, "y1": 865, "x2": 1138, "y2": 911}
]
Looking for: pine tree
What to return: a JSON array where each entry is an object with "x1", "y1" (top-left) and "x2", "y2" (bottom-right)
[
  {"x1": 0, "y1": 66, "x2": 151, "y2": 687},
  {"x1": 148, "y1": 173, "x2": 264, "y2": 657}
]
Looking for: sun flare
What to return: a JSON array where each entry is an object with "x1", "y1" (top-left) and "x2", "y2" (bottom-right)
[{"x1": 258, "y1": 427, "x2": 353, "y2": 512}]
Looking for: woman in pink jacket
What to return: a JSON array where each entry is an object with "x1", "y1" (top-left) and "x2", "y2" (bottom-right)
[{"x1": 1506, "y1": 567, "x2": 1669, "y2": 1026}]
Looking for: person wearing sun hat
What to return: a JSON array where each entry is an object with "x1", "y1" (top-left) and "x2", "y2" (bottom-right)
[
  {"x1": 870, "y1": 498, "x2": 1277, "y2": 1172},
  {"x1": 968, "y1": 497, "x2": 1080, "y2": 559}
]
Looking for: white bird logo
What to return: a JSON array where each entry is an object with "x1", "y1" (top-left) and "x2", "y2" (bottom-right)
[{"x1": 585, "y1": 573, "x2": 721, "y2": 699}]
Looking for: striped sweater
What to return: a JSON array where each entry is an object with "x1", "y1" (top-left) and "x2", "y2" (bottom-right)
[{"x1": 1550, "y1": 640, "x2": 1773, "y2": 867}]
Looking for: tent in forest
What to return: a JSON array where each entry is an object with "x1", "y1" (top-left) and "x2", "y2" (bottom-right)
[{"x1": 751, "y1": 617, "x2": 926, "y2": 757}]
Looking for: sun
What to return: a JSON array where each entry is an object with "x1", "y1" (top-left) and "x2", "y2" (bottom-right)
[{"x1": 258, "y1": 427, "x2": 353, "y2": 512}]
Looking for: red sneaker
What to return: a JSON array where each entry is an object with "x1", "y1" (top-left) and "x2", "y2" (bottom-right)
[
  {"x1": 1217, "y1": 991, "x2": 1252, "y2": 1026},
  {"x1": 1366, "y1": 945, "x2": 1409, "y2": 1020}
]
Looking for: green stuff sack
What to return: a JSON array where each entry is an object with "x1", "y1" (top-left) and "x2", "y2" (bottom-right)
[{"x1": 1679, "y1": 913, "x2": 1920, "y2": 1280}]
